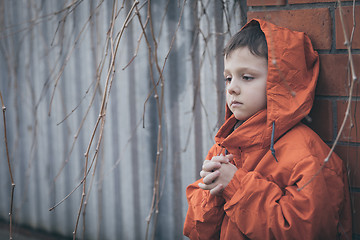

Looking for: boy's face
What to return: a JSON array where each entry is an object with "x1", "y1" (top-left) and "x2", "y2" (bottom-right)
[{"x1": 224, "y1": 47, "x2": 268, "y2": 122}]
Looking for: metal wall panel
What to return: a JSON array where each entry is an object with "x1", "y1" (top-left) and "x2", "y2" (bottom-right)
[{"x1": 0, "y1": 0, "x2": 244, "y2": 239}]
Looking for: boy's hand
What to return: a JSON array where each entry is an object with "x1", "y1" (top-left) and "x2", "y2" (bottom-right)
[
  {"x1": 199, "y1": 154, "x2": 230, "y2": 180},
  {"x1": 198, "y1": 154, "x2": 237, "y2": 196}
]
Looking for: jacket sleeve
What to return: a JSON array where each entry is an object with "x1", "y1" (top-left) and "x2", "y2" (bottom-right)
[
  {"x1": 221, "y1": 155, "x2": 345, "y2": 239},
  {"x1": 183, "y1": 180, "x2": 226, "y2": 239},
  {"x1": 183, "y1": 144, "x2": 226, "y2": 239}
]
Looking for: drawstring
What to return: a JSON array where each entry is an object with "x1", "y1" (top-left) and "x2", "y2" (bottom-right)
[{"x1": 271, "y1": 121, "x2": 278, "y2": 162}]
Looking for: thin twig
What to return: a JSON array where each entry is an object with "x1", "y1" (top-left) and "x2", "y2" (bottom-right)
[
  {"x1": 48, "y1": 0, "x2": 103, "y2": 116},
  {"x1": 133, "y1": 3, "x2": 160, "y2": 237},
  {"x1": 51, "y1": 0, "x2": 85, "y2": 47},
  {"x1": 49, "y1": 116, "x2": 103, "y2": 212},
  {"x1": 72, "y1": 1, "x2": 139, "y2": 238},
  {"x1": 0, "y1": 0, "x2": 84, "y2": 42},
  {"x1": 0, "y1": 91, "x2": 15, "y2": 240},
  {"x1": 53, "y1": 19, "x2": 110, "y2": 182},
  {"x1": 122, "y1": 22, "x2": 147, "y2": 70},
  {"x1": 134, "y1": 4, "x2": 160, "y2": 130},
  {"x1": 140, "y1": 1, "x2": 186, "y2": 239},
  {"x1": 298, "y1": 0, "x2": 357, "y2": 192}
]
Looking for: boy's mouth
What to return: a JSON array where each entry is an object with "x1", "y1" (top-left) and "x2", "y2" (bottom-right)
[{"x1": 231, "y1": 100, "x2": 243, "y2": 107}]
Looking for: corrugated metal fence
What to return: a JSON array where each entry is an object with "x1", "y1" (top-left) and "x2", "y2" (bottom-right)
[{"x1": 0, "y1": 0, "x2": 244, "y2": 239}]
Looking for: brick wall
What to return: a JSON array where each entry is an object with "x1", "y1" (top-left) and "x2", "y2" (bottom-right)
[{"x1": 246, "y1": 0, "x2": 359, "y2": 238}]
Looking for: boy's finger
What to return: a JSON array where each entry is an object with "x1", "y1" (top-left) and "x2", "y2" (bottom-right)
[
  {"x1": 202, "y1": 171, "x2": 220, "y2": 185},
  {"x1": 202, "y1": 160, "x2": 210, "y2": 167},
  {"x1": 198, "y1": 182, "x2": 207, "y2": 190},
  {"x1": 210, "y1": 184, "x2": 224, "y2": 195},
  {"x1": 226, "y1": 154, "x2": 234, "y2": 161},
  {"x1": 202, "y1": 161, "x2": 221, "y2": 172},
  {"x1": 198, "y1": 182, "x2": 216, "y2": 190},
  {"x1": 202, "y1": 160, "x2": 212, "y2": 170},
  {"x1": 211, "y1": 155, "x2": 229, "y2": 163},
  {"x1": 200, "y1": 170, "x2": 209, "y2": 178}
]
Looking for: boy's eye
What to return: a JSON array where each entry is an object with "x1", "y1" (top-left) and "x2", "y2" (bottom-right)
[
  {"x1": 224, "y1": 76, "x2": 232, "y2": 82},
  {"x1": 242, "y1": 75, "x2": 254, "y2": 81}
]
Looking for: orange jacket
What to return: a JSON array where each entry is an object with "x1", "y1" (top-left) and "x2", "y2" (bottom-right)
[{"x1": 183, "y1": 19, "x2": 352, "y2": 240}]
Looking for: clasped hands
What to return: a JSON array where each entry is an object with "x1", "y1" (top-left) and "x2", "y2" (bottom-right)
[{"x1": 198, "y1": 154, "x2": 237, "y2": 196}]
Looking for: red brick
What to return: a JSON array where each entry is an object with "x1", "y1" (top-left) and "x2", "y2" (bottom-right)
[
  {"x1": 247, "y1": 0, "x2": 285, "y2": 6},
  {"x1": 248, "y1": 8, "x2": 332, "y2": 49},
  {"x1": 335, "y1": 5, "x2": 360, "y2": 49},
  {"x1": 307, "y1": 99, "x2": 333, "y2": 141},
  {"x1": 351, "y1": 192, "x2": 360, "y2": 235},
  {"x1": 337, "y1": 100, "x2": 360, "y2": 143},
  {"x1": 290, "y1": 0, "x2": 353, "y2": 3},
  {"x1": 317, "y1": 54, "x2": 360, "y2": 97},
  {"x1": 334, "y1": 145, "x2": 360, "y2": 188}
]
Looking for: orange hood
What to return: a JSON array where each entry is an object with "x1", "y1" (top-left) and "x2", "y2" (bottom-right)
[{"x1": 216, "y1": 19, "x2": 319, "y2": 151}]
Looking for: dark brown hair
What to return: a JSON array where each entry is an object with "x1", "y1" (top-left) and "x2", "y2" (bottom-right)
[{"x1": 224, "y1": 21, "x2": 268, "y2": 59}]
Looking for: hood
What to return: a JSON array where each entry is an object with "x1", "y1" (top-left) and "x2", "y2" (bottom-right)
[{"x1": 216, "y1": 19, "x2": 319, "y2": 151}]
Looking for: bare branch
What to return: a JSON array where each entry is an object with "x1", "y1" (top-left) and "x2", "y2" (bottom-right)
[
  {"x1": 298, "y1": 0, "x2": 358, "y2": 191},
  {"x1": 323, "y1": 0, "x2": 357, "y2": 161},
  {"x1": 48, "y1": 0, "x2": 104, "y2": 116},
  {"x1": 0, "y1": 91, "x2": 15, "y2": 240}
]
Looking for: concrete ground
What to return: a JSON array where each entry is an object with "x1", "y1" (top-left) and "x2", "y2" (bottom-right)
[{"x1": 0, "y1": 221, "x2": 70, "y2": 240}]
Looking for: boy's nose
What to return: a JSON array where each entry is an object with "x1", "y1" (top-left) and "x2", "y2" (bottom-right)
[{"x1": 227, "y1": 80, "x2": 240, "y2": 95}]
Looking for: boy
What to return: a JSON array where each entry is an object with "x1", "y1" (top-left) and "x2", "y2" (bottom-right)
[{"x1": 183, "y1": 19, "x2": 352, "y2": 239}]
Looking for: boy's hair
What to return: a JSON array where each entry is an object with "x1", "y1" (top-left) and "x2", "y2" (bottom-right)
[{"x1": 224, "y1": 22, "x2": 268, "y2": 59}]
